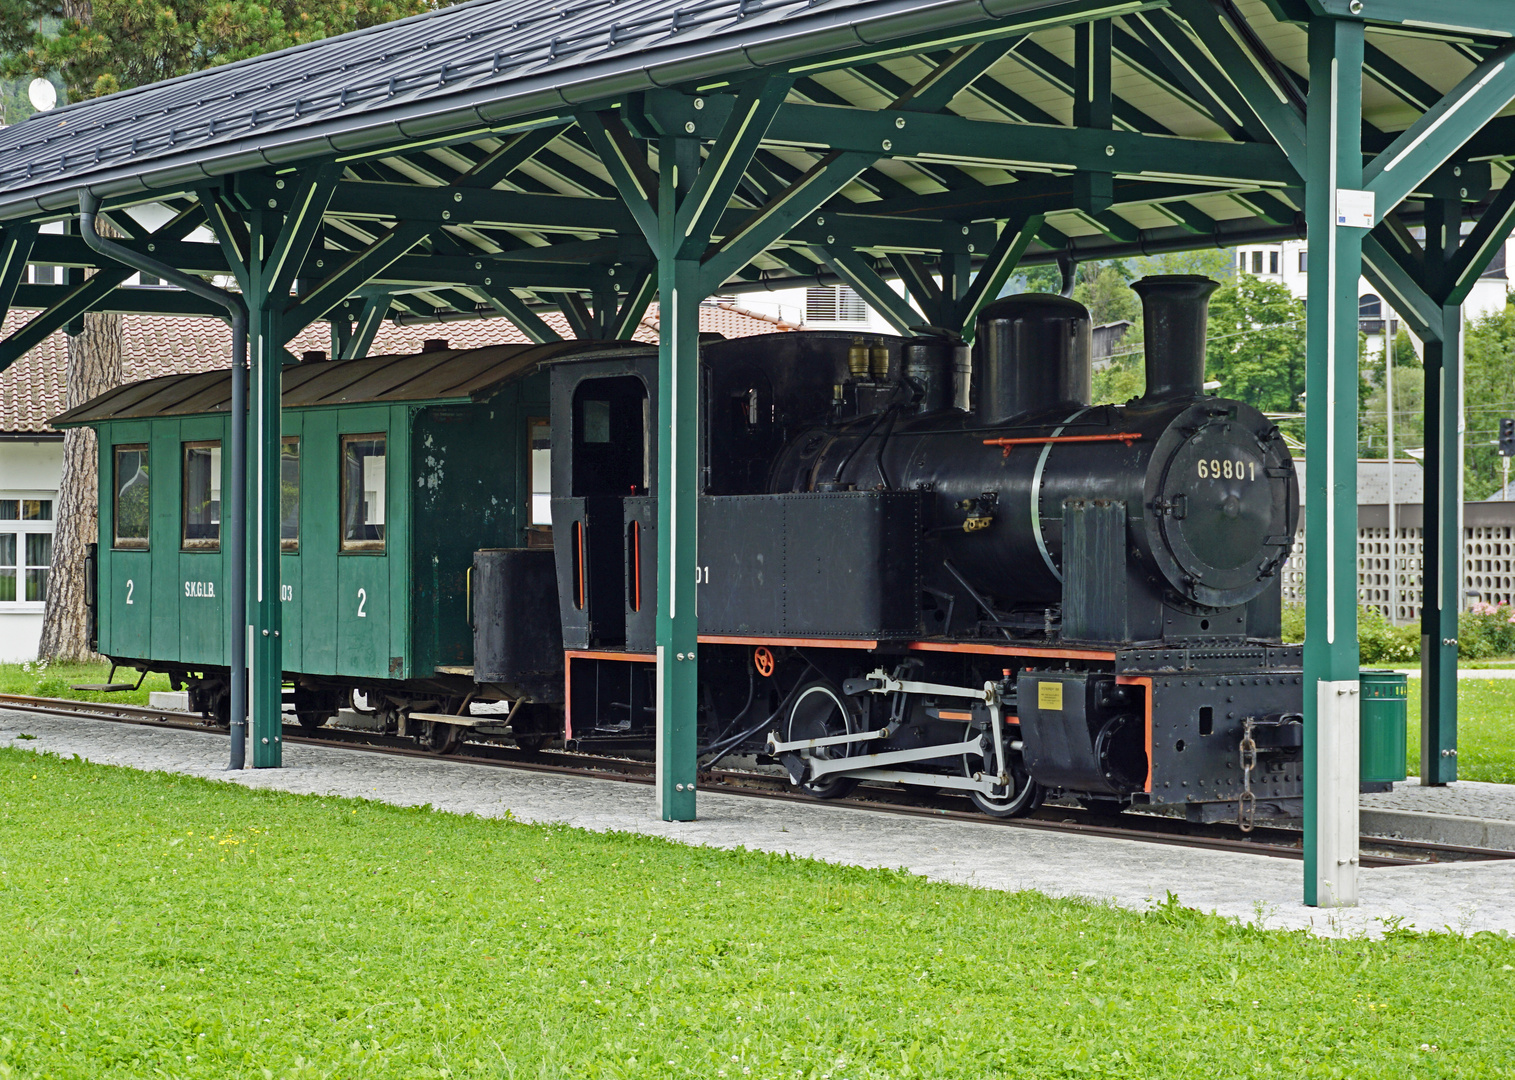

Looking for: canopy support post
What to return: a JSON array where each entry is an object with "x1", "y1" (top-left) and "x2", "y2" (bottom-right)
[
  {"x1": 1303, "y1": 15, "x2": 1365, "y2": 908},
  {"x1": 246, "y1": 243, "x2": 286, "y2": 767},
  {"x1": 1420, "y1": 196, "x2": 1465, "y2": 787},
  {"x1": 206, "y1": 171, "x2": 340, "y2": 767}
]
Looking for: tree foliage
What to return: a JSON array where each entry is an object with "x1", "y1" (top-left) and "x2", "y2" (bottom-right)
[
  {"x1": 1203, "y1": 274, "x2": 1306, "y2": 413},
  {"x1": 1358, "y1": 325, "x2": 1422, "y2": 462},
  {"x1": 0, "y1": 0, "x2": 434, "y2": 99},
  {"x1": 1461, "y1": 300, "x2": 1515, "y2": 500},
  {"x1": 1072, "y1": 262, "x2": 1138, "y2": 327}
]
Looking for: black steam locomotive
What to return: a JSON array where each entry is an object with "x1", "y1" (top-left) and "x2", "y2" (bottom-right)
[{"x1": 523, "y1": 275, "x2": 1304, "y2": 821}]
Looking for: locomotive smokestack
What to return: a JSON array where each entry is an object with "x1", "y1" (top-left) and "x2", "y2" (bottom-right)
[
  {"x1": 972, "y1": 294, "x2": 1092, "y2": 424},
  {"x1": 1132, "y1": 275, "x2": 1219, "y2": 401}
]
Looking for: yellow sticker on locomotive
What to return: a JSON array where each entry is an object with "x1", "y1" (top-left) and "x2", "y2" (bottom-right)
[{"x1": 1037, "y1": 681, "x2": 1063, "y2": 710}]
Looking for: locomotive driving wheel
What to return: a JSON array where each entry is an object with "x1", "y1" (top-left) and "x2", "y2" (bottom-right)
[
  {"x1": 962, "y1": 732, "x2": 1043, "y2": 818},
  {"x1": 783, "y1": 682, "x2": 860, "y2": 800}
]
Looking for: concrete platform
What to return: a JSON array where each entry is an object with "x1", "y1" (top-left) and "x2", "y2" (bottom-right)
[
  {"x1": 1362, "y1": 780, "x2": 1515, "y2": 850},
  {"x1": 4, "y1": 709, "x2": 1515, "y2": 939}
]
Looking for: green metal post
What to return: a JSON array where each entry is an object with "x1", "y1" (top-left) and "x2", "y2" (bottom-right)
[
  {"x1": 1073, "y1": 19, "x2": 1113, "y2": 213},
  {"x1": 656, "y1": 141, "x2": 701, "y2": 821},
  {"x1": 1421, "y1": 196, "x2": 1462, "y2": 785},
  {"x1": 246, "y1": 214, "x2": 285, "y2": 767},
  {"x1": 1302, "y1": 16, "x2": 1365, "y2": 907}
]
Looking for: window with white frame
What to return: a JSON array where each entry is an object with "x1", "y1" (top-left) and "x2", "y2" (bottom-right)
[{"x1": 0, "y1": 495, "x2": 54, "y2": 607}]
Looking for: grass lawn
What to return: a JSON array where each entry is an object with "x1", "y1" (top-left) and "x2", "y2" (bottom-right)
[
  {"x1": 1, "y1": 749, "x2": 1514, "y2": 1079},
  {"x1": 0, "y1": 661, "x2": 172, "y2": 708},
  {"x1": 1408, "y1": 678, "x2": 1515, "y2": 784}
]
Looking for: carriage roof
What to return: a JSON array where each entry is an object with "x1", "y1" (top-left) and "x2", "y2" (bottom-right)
[{"x1": 50, "y1": 338, "x2": 652, "y2": 427}]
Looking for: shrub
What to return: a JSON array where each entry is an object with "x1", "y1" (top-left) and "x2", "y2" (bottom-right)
[
  {"x1": 1280, "y1": 601, "x2": 1515, "y2": 664},
  {"x1": 1457, "y1": 601, "x2": 1515, "y2": 660},
  {"x1": 1358, "y1": 605, "x2": 1420, "y2": 665},
  {"x1": 1278, "y1": 603, "x2": 1419, "y2": 665}
]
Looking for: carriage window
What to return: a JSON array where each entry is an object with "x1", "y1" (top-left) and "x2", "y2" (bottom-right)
[
  {"x1": 281, "y1": 437, "x2": 300, "y2": 552},
  {"x1": 341, "y1": 434, "x2": 385, "y2": 551},
  {"x1": 114, "y1": 445, "x2": 150, "y2": 549},
  {"x1": 182, "y1": 442, "x2": 221, "y2": 550},
  {"x1": 529, "y1": 418, "x2": 551, "y2": 526}
]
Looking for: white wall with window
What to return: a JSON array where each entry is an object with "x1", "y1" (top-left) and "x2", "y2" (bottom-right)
[
  {"x1": 0, "y1": 437, "x2": 63, "y2": 660},
  {"x1": 737, "y1": 283, "x2": 910, "y2": 335}
]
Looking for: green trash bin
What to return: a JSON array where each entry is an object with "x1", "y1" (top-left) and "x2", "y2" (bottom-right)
[{"x1": 1360, "y1": 669, "x2": 1409, "y2": 782}]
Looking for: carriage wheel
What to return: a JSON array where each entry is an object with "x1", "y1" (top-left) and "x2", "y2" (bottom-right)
[{"x1": 420, "y1": 719, "x2": 465, "y2": 755}]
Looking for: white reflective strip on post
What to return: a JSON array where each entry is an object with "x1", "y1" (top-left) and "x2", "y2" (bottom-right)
[
  {"x1": 1316, "y1": 679, "x2": 1361, "y2": 907},
  {"x1": 1457, "y1": 315, "x2": 1466, "y2": 613},
  {"x1": 1324, "y1": 57, "x2": 1339, "y2": 646},
  {"x1": 655, "y1": 643, "x2": 666, "y2": 811}
]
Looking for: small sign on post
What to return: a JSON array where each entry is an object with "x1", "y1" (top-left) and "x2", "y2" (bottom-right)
[{"x1": 1335, "y1": 188, "x2": 1375, "y2": 229}]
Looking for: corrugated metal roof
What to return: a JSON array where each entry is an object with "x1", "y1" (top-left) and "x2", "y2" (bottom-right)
[
  {"x1": 0, "y1": 0, "x2": 1067, "y2": 218},
  {"x1": 50, "y1": 338, "x2": 653, "y2": 426}
]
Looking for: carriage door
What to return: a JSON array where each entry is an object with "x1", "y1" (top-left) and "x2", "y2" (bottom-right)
[{"x1": 552, "y1": 376, "x2": 648, "y2": 649}]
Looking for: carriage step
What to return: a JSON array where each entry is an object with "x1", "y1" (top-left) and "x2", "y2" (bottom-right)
[
  {"x1": 70, "y1": 683, "x2": 137, "y2": 692},
  {"x1": 408, "y1": 711, "x2": 493, "y2": 729}
]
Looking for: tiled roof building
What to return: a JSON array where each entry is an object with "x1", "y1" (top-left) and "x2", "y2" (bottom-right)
[{"x1": 0, "y1": 301, "x2": 791, "y2": 434}]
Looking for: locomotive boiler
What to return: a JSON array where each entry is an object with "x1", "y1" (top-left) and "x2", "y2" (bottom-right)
[{"x1": 768, "y1": 276, "x2": 1299, "y2": 644}]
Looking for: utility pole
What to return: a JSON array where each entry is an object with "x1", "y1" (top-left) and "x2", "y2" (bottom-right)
[
  {"x1": 1499, "y1": 418, "x2": 1514, "y2": 501},
  {"x1": 1386, "y1": 319, "x2": 1397, "y2": 624}
]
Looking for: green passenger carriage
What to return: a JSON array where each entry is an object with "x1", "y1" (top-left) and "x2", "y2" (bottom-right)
[{"x1": 53, "y1": 339, "x2": 621, "y2": 731}]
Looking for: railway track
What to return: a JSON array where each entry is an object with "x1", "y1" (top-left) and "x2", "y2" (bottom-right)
[{"x1": 3, "y1": 692, "x2": 1507, "y2": 869}]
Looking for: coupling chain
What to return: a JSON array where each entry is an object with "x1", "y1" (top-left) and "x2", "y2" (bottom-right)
[{"x1": 1238, "y1": 717, "x2": 1258, "y2": 833}]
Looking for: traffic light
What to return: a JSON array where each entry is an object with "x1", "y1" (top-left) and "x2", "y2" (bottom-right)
[{"x1": 1501, "y1": 418, "x2": 1515, "y2": 458}]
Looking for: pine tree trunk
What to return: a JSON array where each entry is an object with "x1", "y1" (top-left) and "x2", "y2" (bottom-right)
[
  {"x1": 38, "y1": 310, "x2": 122, "y2": 661},
  {"x1": 34, "y1": 0, "x2": 110, "y2": 661}
]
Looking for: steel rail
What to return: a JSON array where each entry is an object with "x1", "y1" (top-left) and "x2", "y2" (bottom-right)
[{"x1": 2, "y1": 692, "x2": 1508, "y2": 868}]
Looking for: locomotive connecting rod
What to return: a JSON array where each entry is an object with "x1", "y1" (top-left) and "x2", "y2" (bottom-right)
[{"x1": 78, "y1": 191, "x2": 251, "y2": 770}]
